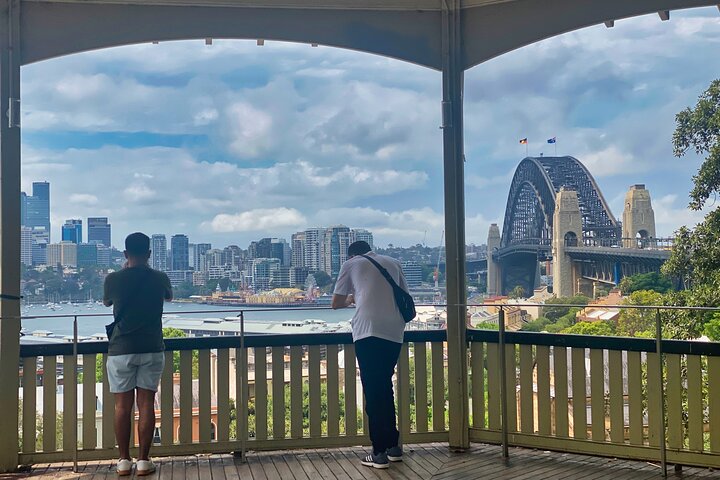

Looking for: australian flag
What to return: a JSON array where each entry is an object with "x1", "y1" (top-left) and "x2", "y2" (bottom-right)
[{"x1": 547, "y1": 137, "x2": 556, "y2": 144}]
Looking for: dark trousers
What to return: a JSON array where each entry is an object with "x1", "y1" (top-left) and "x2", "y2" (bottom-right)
[{"x1": 355, "y1": 336, "x2": 402, "y2": 454}]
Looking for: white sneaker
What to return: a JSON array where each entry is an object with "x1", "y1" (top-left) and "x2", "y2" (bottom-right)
[
  {"x1": 116, "y1": 458, "x2": 132, "y2": 476},
  {"x1": 136, "y1": 459, "x2": 156, "y2": 476}
]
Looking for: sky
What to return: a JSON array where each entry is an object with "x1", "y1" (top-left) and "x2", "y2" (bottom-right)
[{"x1": 20, "y1": 6, "x2": 720, "y2": 250}]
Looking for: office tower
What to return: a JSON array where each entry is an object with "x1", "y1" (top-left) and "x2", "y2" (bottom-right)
[
  {"x1": 151, "y1": 234, "x2": 168, "y2": 271},
  {"x1": 401, "y1": 261, "x2": 423, "y2": 287},
  {"x1": 22, "y1": 182, "x2": 51, "y2": 241},
  {"x1": 170, "y1": 234, "x2": 189, "y2": 270},
  {"x1": 62, "y1": 219, "x2": 83, "y2": 244},
  {"x1": 29, "y1": 226, "x2": 49, "y2": 266},
  {"x1": 88, "y1": 217, "x2": 111, "y2": 247},
  {"x1": 321, "y1": 225, "x2": 351, "y2": 277},
  {"x1": 188, "y1": 243, "x2": 196, "y2": 270},
  {"x1": 195, "y1": 243, "x2": 212, "y2": 272},
  {"x1": 96, "y1": 245, "x2": 111, "y2": 267},
  {"x1": 32, "y1": 243, "x2": 47, "y2": 266},
  {"x1": 47, "y1": 241, "x2": 77, "y2": 267},
  {"x1": 224, "y1": 245, "x2": 243, "y2": 268},
  {"x1": 20, "y1": 227, "x2": 33, "y2": 266},
  {"x1": 77, "y1": 243, "x2": 98, "y2": 267},
  {"x1": 352, "y1": 228, "x2": 374, "y2": 250},
  {"x1": 252, "y1": 258, "x2": 281, "y2": 291}
]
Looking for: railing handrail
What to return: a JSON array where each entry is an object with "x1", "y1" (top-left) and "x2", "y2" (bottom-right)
[
  {"x1": 10, "y1": 301, "x2": 720, "y2": 322},
  {"x1": 19, "y1": 329, "x2": 449, "y2": 357}
]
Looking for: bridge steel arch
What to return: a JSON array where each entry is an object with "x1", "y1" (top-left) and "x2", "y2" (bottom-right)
[
  {"x1": 501, "y1": 156, "x2": 620, "y2": 248},
  {"x1": 2, "y1": 0, "x2": 719, "y2": 470}
]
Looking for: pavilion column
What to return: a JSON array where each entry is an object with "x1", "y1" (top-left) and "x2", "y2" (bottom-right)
[
  {"x1": 441, "y1": 0, "x2": 469, "y2": 450},
  {"x1": 0, "y1": 0, "x2": 22, "y2": 472}
]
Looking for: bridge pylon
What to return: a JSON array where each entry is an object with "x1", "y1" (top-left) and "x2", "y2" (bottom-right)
[
  {"x1": 622, "y1": 184, "x2": 656, "y2": 248},
  {"x1": 486, "y1": 223, "x2": 501, "y2": 295},
  {"x1": 552, "y1": 188, "x2": 582, "y2": 298}
]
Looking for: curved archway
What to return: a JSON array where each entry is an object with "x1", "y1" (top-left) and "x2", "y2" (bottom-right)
[{"x1": 500, "y1": 156, "x2": 619, "y2": 247}]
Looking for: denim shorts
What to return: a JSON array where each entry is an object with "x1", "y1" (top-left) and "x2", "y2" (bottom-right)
[{"x1": 106, "y1": 352, "x2": 165, "y2": 393}]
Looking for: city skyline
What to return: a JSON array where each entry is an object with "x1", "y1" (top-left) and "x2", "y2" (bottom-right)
[{"x1": 20, "y1": 8, "x2": 720, "y2": 248}]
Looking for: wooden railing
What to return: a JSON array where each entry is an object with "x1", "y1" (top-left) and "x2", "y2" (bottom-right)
[
  {"x1": 16, "y1": 306, "x2": 720, "y2": 472},
  {"x1": 18, "y1": 329, "x2": 450, "y2": 465},
  {"x1": 467, "y1": 327, "x2": 720, "y2": 469}
]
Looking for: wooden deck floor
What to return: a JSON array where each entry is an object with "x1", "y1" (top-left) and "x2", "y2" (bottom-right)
[{"x1": 6, "y1": 443, "x2": 719, "y2": 479}]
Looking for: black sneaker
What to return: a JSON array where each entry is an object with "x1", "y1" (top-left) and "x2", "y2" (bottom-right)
[
  {"x1": 360, "y1": 452, "x2": 390, "y2": 469},
  {"x1": 386, "y1": 446, "x2": 403, "y2": 462}
]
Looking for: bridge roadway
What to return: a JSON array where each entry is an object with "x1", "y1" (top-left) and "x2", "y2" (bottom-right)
[{"x1": 493, "y1": 243, "x2": 670, "y2": 265}]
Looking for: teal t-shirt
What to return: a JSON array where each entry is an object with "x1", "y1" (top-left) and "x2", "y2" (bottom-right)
[{"x1": 103, "y1": 265, "x2": 172, "y2": 356}]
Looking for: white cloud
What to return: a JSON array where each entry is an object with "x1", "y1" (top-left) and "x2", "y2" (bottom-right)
[
  {"x1": 205, "y1": 208, "x2": 306, "y2": 233},
  {"x1": 69, "y1": 193, "x2": 99, "y2": 206},
  {"x1": 124, "y1": 184, "x2": 156, "y2": 202},
  {"x1": 225, "y1": 102, "x2": 273, "y2": 158}
]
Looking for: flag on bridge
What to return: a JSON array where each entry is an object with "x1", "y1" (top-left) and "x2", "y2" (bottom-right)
[
  {"x1": 519, "y1": 138, "x2": 528, "y2": 144},
  {"x1": 547, "y1": 137, "x2": 556, "y2": 144}
]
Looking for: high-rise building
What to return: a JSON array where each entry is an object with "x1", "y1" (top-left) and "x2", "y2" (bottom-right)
[
  {"x1": 352, "y1": 228, "x2": 374, "y2": 250},
  {"x1": 252, "y1": 258, "x2": 281, "y2": 291},
  {"x1": 321, "y1": 225, "x2": 351, "y2": 277},
  {"x1": 195, "y1": 243, "x2": 212, "y2": 272},
  {"x1": 88, "y1": 217, "x2": 111, "y2": 247},
  {"x1": 151, "y1": 234, "x2": 168, "y2": 271},
  {"x1": 291, "y1": 232, "x2": 305, "y2": 268},
  {"x1": 20, "y1": 227, "x2": 33, "y2": 266},
  {"x1": 29, "y1": 226, "x2": 49, "y2": 265},
  {"x1": 96, "y1": 245, "x2": 111, "y2": 267},
  {"x1": 77, "y1": 243, "x2": 98, "y2": 267},
  {"x1": 188, "y1": 243, "x2": 196, "y2": 270},
  {"x1": 47, "y1": 241, "x2": 77, "y2": 267},
  {"x1": 401, "y1": 261, "x2": 423, "y2": 287},
  {"x1": 22, "y1": 182, "x2": 51, "y2": 241},
  {"x1": 32, "y1": 242, "x2": 47, "y2": 266},
  {"x1": 62, "y1": 219, "x2": 83, "y2": 244},
  {"x1": 303, "y1": 228, "x2": 325, "y2": 272},
  {"x1": 170, "y1": 234, "x2": 189, "y2": 271}
]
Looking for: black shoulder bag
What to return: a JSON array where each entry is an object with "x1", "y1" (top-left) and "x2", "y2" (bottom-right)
[
  {"x1": 360, "y1": 254, "x2": 416, "y2": 323},
  {"x1": 105, "y1": 268, "x2": 153, "y2": 339}
]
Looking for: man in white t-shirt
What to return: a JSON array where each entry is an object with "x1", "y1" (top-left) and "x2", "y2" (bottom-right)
[{"x1": 332, "y1": 241, "x2": 408, "y2": 469}]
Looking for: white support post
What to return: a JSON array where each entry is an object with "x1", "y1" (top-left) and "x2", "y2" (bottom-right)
[
  {"x1": 0, "y1": 0, "x2": 21, "y2": 472},
  {"x1": 441, "y1": 0, "x2": 469, "y2": 451}
]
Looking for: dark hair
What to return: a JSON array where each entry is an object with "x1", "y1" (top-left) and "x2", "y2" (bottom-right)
[
  {"x1": 348, "y1": 241, "x2": 371, "y2": 257},
  {"x1": 125, "y1": 232, "x2": 150, "y2": 256}
]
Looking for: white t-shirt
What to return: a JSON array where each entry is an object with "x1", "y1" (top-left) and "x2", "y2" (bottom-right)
[{"x1": 333, "y1": 251, "x2": 408, "y2": 344}]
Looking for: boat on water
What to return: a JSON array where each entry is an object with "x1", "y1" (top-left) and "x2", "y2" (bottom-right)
[{"x1": 162, "y1": 315, "x2": 351, "y2": 337}]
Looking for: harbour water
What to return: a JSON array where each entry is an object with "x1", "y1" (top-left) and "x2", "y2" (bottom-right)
[{"x1": 21, "y1": 301, "x2": 354, "y2": 337}]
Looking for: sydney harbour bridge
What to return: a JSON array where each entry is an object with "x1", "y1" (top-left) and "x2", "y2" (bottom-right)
[{"x1": 484, "y1": 156, "x2": 672, "y2": 297}]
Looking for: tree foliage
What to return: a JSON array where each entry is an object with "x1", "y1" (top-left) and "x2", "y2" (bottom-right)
[
  {"x1": 508, "y1": 285, "x2": 525, "y2": 299},
  {"x1": 560, "y1": 320, "x2": 614, "y2": 336},
  {"x1": 664, "y1": 79, "x2": 720, "y2": 290},
  {"x1": 619, "y1": 272, "x2": 673, "y2": 295}
]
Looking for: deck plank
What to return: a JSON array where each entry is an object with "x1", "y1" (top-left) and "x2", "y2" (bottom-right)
[{"x1": 17, "y1": 443, "x2": 720, "y2": 479}]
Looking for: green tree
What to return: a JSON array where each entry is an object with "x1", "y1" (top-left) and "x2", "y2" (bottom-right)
[
  {"x1": 162, "y1": 327, "x2": 199, "y2": 377},
  {"x1": 616, "y1": 290, "x2": 663, "y2": 337},
  {"x1": 561, "y1": 320, "x2": 614, "y2": 336},
  {"x1": 543, "y1": 295, "x2": 589, "y2": 322},
  {"x1": 508, "y1": 285, "x2": 525, "y2": 299},
  {"x1": 703, "y1": 313, "x2": 720, "y2": 341},
  {"x1": 664, "y1": 79, "x2": 720, "y2": 289},
  {"x1": 619, "y1": 272, "x2": 673, "y2": 295},
  {"x1": 174, "y1": 281, "x2": 196, "y2": 299},
  {"x1": 313, "y1": 271, "x2": 332, "y2": 289}
]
